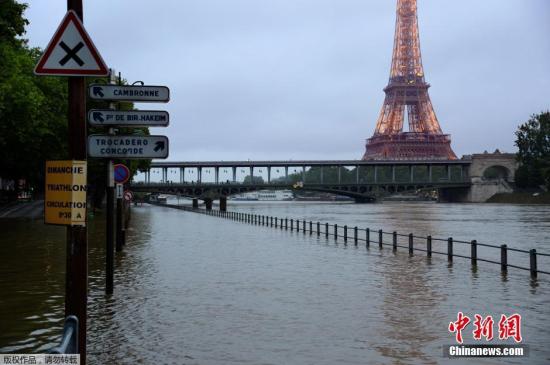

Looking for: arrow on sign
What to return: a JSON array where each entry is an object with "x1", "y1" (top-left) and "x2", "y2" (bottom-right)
[
  {"x1": 92, "y1": 112, "x2": 104, "y2": 123},
  {"x1": 154, "y1": 141, "x2": 165, "y2": 152},
  {"x1": 92, "y1": 86, "x2": 104, "y2": 97}
]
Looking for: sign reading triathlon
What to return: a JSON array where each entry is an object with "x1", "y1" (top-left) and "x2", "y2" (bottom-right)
[
  {"x1": 89, "y1": 84, "x2": 170, "y2": 102},
  {"x1": 34, "y1": 11, "x2": 108, "y2": 76},
  {"x1": 88, "y1": 135, "x2": 169, "y2": 159},
  {"x1": 88, "y1": 110, "x2": 169, "y2": 127},
  {"x1": 45, "y1": 160, "x2": 87, "y2": 226}
]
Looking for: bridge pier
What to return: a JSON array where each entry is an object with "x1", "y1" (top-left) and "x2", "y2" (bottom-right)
[
  {"x1": 220, "y1": 197, "x2": 227, "y2": 212},
  {"x1": 205, "y1": 198, "x2": 213, "y2": 210},
  {"x1": 192, "y1": 198, "x2": 199, "y2": 209}
]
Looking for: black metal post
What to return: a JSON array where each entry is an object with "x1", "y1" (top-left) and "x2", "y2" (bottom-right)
[
  {"x1": 408, "y1": 233, "x2": 413, "y2": 256},
  {"x1": 378, "y1": 229, "x2": 383, "y2": 249},
  {"x1": 501, "y1": 244, "x2": 508, "y2": 273},
  {"x1": 427, "y1": 235, "x2": 432, "y2": 257},
  {"x1": 471, "y1": 240, "x2": 477, "y2": 266},
  {"x1": 530, "y1": 249, "x2": 537, "y2": 278},
  {"x1": 392, "y1": 231, "x2": 397, "y2": 251},
  {"x1": 115, "y1": 197, "x2": 123, "y2": 252},
  {"x1": 447, "y1": 237, "x2": 453, "y2": 262},
  {"x1": 344, "y1": 225, "x2": 348, "y2": 243},
  {"x1": 65, "y1": 2, "x2": 87, "y2": 361}
]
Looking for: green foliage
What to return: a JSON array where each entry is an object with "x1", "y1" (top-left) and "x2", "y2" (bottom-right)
[
  {"x1": 0, "y1": 0, "x2": 28, "y2": 45},
  {"x1": 515, "y1": 112, "x2": 550, "y2": 189},
  {"x1": 0, "y1": 43, "x2": 69, "y2": 189},
  {"x1": 0, "y1": 3, "x2": 151, "y2": 206}
]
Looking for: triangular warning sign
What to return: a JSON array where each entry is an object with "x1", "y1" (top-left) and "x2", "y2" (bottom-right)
[{"x1": 34, "y1": 10, "x2": 108, "y2": 76}]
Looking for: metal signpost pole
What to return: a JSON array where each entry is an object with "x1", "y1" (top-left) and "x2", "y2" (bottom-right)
[
  {"x1": 116, "y1": 183, "x2": 123, "y2": 252},
  {"x1": 105, "y1": 70, "x2": 117, "y2": 294},
  {"x1": 106, "y1": 158, "x2": 114, "y2": 294},
  {"x1": 65, "y1": 1, "x2": 87, "y2": 363}
]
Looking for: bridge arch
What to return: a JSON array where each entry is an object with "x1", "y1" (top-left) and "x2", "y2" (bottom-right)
[{"x1": 482, "y1": 165, "x2": 511, "y2": 181}]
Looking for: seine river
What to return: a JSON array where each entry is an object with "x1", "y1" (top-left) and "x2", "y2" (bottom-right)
[{"x1": 0, "y1": 201, "x2": 549, "y2": 364}]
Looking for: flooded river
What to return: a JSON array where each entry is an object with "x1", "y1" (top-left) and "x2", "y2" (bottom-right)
[{"x1": 0, "y1": 201, "x2": 549, "y2": 364}]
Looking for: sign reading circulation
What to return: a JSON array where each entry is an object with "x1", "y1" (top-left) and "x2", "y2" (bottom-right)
[
  {"x1": 88, "y1": 84, "x2": 170, "y2": 103},
  {"x1": 88, "y1": 135, "x2": 169, "y2": 159},
  {"x1": 45, "y1": 160, "x2": 87, "y2": 226}
]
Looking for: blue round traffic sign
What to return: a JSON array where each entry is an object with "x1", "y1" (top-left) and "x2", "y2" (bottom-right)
[{"x1": 114, "y1": 164, "x2": 130, "y2": 184}]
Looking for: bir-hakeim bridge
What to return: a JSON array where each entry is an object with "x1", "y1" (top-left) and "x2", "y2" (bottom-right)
[{"x1": 130, "y1": 152, "x2": 518, "y2": 207}]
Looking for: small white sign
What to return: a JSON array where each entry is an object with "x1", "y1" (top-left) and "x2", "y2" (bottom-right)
[
  {"x1": 89, "y1": 84, "x2": 169, "y2": 102},
  {"x1": 88, "y1": 110, "x2": 169, "y2": 127},
  {"x1": 88, "y1": 135, "x2": 169, "y2": 159},
  {"x1": 116, "y1": 184, "x2": 124, "y2": 199}
]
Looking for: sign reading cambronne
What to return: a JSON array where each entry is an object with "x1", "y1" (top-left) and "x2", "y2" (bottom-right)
[
  {"x1": 88, "y1": 135, "x2": 169, "y2": 159},
  {"x1": 88, "y1": 109, "x2": 169, "y2": 127},
  {"x1": 45, "y1": 160, "x2": 87, "y2": 226},
  {"x1": 89, "y1": 84, "x2": 169, "y2": 102}
]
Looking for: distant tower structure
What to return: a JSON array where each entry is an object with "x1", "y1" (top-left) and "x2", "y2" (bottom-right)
[{"x1": 363, "y1": 0, "x2": 457, "y2": 160}]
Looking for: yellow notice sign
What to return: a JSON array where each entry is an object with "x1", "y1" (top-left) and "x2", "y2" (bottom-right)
[{"x1": 45, "y1": 160, "x2": 87, "y2": 226}]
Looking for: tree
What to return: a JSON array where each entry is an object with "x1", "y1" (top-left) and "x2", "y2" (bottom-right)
[
  {"x1": 514, "y1": 112, "x2": 550, "y2": 189},
  {"x1": 0, "y1": 1, "x2": 151, "y2": 205},
  {"x1": 0, "y1": 1, "x2": 69, "y2": 192}
]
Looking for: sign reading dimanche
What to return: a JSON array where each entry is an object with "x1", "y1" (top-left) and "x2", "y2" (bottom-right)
[
  {"x1": 88, "y1": 135, "x2": 169, "y2": 159},
  {"x1": 45, "y1": 160, "x2": 87, "y2": 226},
  {"x1": 89, "y1": 84, "x2": 169, "y2": 102}
]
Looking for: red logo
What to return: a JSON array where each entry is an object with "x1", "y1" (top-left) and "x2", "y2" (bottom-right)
[
  {"x1": 449, "y1": 313, "x2": 522, "y2": 344},
  {"x1": 448, "y1": 312, "x2": 470, "y2": 344}
]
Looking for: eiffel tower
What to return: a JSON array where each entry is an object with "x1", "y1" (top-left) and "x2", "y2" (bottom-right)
[{"x1": 363, "y1": 0, "x2": 457, "y2": 160}]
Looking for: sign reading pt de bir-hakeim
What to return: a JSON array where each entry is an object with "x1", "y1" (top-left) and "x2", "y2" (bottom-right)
[{"x1": 45, "y1": 160, "x2": 87, "y2": 226}]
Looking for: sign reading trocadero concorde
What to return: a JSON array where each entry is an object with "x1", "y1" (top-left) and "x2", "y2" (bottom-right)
[{"x1": 88, "y1": 135, "x2": 169, "y2": 159}]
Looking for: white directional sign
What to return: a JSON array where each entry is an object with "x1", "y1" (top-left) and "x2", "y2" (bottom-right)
[
  {"x1": 34, "y1": 11, "x2": 108, "y2": 76},
  {"x1": 89, "y1": 84, "x2": 170, "y2": 102},
  {"x1": 88, "y1": 110, "x2": 169, "y2": 127},
  {"x1": 88, "y1": 135, "x2": 169, "y2": 159}
]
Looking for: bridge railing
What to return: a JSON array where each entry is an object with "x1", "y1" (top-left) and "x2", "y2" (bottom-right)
[{"x1": 154, "y1": 203, "x2": 548, "y2": 278}]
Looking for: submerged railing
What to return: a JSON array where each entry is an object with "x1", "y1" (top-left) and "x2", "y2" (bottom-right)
[
  {"x1": 156, "y1": 203, "x2": 549, "y2": 278},
  {"x1": 48, "y1": 316, "x2": 78, "y2": 354}
]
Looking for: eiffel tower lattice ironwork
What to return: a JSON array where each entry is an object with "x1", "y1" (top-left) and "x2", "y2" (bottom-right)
[{"x1": 363, "y1": 0, "x2": 457, "y2": 160}]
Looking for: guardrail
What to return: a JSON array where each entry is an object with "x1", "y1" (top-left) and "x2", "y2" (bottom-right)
[
  {"x1": 154, "y1": 203, "x2": 549, "y2": 279},
  {"x1": 48, "y1": 316, "x2": 78, "y2": 354}
]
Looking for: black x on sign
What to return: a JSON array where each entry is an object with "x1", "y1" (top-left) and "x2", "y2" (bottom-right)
[
  {"x1": 34, "y1": 10, "x2": 108, "y2": 76},
  {"x1": 59, "y1": 41, "x2": 85, "y2": 66}
]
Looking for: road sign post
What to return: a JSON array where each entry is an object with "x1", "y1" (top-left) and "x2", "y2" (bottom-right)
[
  {"x1": 45, "y1": 160, "x2": 87, "y2": 225},
  {"x1": 114, "y1": 164, "x2": 131, "y2": 184},
  {"x1": 35, "y1": 4, "x2": 109, "y2": 357},
  {"x1": 88, "y1": 110, "x2": 169, "y2": 127},
  {"x1": 34, "y1": 10, "x2": 108, "y2": 77},
  {"x1": 116, "y1": 183, "x2": 124, "y2": 252},
  {"x1": 89, "y1": 84, "x2": 169, "y2": 102},
  {"x1": 88, "y1": 135, "x2": 169, "y2": 159}
]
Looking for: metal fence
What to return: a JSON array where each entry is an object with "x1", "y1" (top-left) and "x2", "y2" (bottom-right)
[{"x1": 157, "y1": 203, "x2": 549, "y2": 278}]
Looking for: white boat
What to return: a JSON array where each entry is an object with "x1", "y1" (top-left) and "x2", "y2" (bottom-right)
[{"x1": 231, "y1": 190, "x2": 294, "y2": 201}]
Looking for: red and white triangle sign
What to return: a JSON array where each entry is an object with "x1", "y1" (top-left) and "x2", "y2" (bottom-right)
[{"x1": 34, "y1": 10, "x2": 108, "y2": 76}]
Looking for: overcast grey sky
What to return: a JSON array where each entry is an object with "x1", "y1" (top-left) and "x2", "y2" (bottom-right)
[{"x1": 24, "y1": 0, "x2": 550, "y2": 161}]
